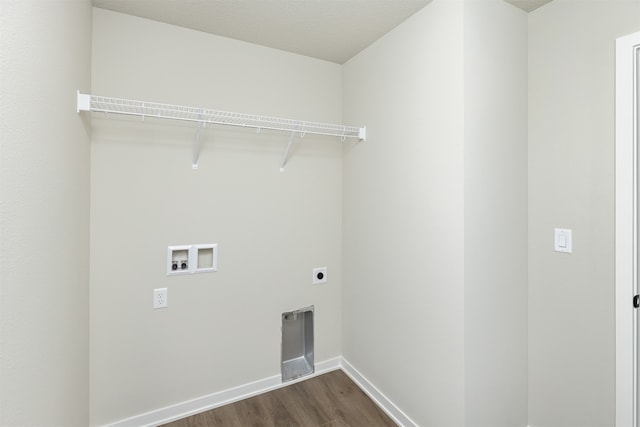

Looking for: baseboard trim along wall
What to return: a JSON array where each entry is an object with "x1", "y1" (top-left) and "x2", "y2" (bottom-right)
[
  {"x1": 340, "y1": 358, "x2": 418, "y2": 427},
  {"x1": 104, "y1": 358, "x2": 341, "y2": 427},
  {"x1": 102, "y1": 357, "x2": 415, "y2": 427}
]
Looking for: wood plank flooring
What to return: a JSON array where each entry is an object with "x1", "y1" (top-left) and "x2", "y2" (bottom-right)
[{"x1": 161, "y1": 370, "x2": 397, "y2": 427}]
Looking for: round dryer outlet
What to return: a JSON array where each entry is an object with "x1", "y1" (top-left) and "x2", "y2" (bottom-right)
[{"x1": 312, "y1": 267, "x2": 327, "y2": 284}]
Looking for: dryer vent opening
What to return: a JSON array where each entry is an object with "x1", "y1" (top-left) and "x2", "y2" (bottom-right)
[{"x1": 281, "y1": 306, "x2": 314, "y2": 382}]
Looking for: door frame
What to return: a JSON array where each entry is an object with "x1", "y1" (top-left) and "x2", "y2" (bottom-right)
[{"x1": 616, "y1": 30, "x2": 640, "y2": 427}]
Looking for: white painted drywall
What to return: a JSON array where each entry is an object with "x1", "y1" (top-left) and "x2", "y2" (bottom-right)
[
  {"x1": 0, "y1": 0, "x2": 92, "y2": 425},
  {"x1": 343, "y1": 0, "x2": 528, "y2": 425},
  {"x1": 342, "y1": 1, "x2": 466, "y2": 425},
  {"x1": 89, "y1": 9, "x2": 343, "y2": 425},
  {"x1": 528, "y1": 1, "x2": 640, "y2": 425},
  {"x1": 464, "y1": 1, "x2": 528, "y2": 425}
]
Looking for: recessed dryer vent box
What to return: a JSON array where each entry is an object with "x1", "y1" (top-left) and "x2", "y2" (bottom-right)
[
  {"x1": 281, "y1": 306, "x2": 314, "y2": 382},
  {"x1": 167, "y1": 244, "x2": 218, "y2": 276}
]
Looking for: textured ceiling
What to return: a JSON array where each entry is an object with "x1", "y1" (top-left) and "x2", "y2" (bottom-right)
[{"x1": 92, "y1": 0, "x2": 553, "y2": 64}]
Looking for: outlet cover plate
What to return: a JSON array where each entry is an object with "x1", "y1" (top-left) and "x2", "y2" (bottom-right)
[
  {"x1": 313, "y1": 267, "x2": 327, "y2": 284},
  {"x1": 153, "y1": 288, "x2": 168, "y2": 309}
]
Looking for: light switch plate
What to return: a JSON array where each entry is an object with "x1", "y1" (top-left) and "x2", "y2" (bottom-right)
[{"x1": 554, "y1": 228, "x2": 572, "y2": 253}]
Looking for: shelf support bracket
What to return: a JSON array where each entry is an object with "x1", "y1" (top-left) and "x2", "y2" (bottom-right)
[
  {"x1": 192, "y1": 115, "x2": 204, "y2": 170},
  {"x1": 280, "y1": 131, "x2": 296, "y2": 173}
]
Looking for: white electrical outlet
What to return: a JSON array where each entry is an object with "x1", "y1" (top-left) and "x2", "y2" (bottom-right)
[
  {"x1": 153, "y1": 288, "x2": 168, "y2": 309},
  {"x1": 313, "y1": 267, "x2": 327, "y2": 284}
]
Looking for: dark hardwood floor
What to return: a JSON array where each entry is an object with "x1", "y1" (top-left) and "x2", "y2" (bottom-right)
[{"x1": 161, "y1": 370, "x2": 398, "y2": 427}]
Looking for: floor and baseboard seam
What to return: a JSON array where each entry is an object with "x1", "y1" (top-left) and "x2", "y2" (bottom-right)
[
  {"x1": 340, "y1": 357, "x2": 418, "y2": 427},
  {"x1": 102, "y1": 356, "x2": 414, "y2": 427}
]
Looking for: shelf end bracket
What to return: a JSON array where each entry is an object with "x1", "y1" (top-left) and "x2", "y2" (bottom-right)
[
  {"x1": 358, "y1": 126, "x2": 367, "y2": 142},
  {"x1": 77, "y1": 91, "x2": 91, "y2": 113}
]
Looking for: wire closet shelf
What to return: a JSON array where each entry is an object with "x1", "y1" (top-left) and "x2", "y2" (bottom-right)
[{"x1": 77, "y1": 92, "x2": 366, "y2": 141}]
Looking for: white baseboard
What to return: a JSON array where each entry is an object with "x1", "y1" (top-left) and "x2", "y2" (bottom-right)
[
  {"x1": 340, "y1": 357, "x2": 418, "y2": 427},
  {"x1": 103, "y1": 356, "x2": 413, "y2": 427},
  {"x1": 104, "y1": 357, "x2": 341, "y2": 427}
]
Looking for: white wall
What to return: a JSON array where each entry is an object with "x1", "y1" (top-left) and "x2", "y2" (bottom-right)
[
  {"x1": 2, "y1": 2, "x2": 630, "y2": 426},
  {"x1": 90, "y1": 9, "x2": 343, "y2": 425},
  {"x1": 342, "y1": 1, "x2": 466, "y2": 425},
  {"x1": 463, "y1": 1, "x2": 528, "y2": 425},
  {"x1": 343, "y1": 1, "x2": 528, "y2": 425},
  {"x1": 528, "y1": 1, "x2": 640, "y2": 426},
  {"x1": 0, "y1": 1, "x2": 92, "y2": 425}
]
